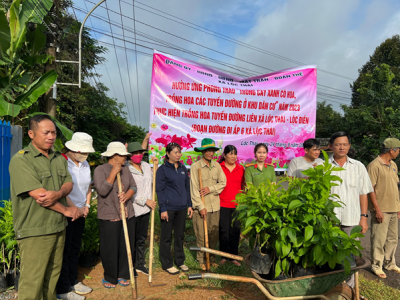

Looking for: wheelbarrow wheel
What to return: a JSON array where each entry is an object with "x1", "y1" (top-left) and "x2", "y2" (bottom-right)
[{"x1": 323, "y1": 283, "x2": 353, "y2": 300}]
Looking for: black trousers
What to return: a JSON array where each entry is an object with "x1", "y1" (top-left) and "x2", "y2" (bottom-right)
[
  {"x1": 56, "y1": 217, "x2": 85, "y2": 294},
  {"x1": 135, "y1": 211, "x2": 150, "y2": 267},
  {"x1": 99, "y1": 218, "x2": 136, "y2": 284},
  {"x1": 219, "y1": 207, "x2": 241, "y2": 260},
  {"x1": 159, "y1": 208, "x2": 187, "y2": 270}
]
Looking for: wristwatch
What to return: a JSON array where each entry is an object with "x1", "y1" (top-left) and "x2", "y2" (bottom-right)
[
  {"x1": 360, "y1": 214, "x2": 368, "y2": 218},
  {"x1": 85, "y1": 204, "x2": 91, "y2": 208}
]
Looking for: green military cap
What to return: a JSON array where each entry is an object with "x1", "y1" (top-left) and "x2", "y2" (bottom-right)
[
  {"x1": 383, "y1": 138, "x2": 400, "y2": 149},
  {"x1": 194, "y1": 138, "x2": 219, "y2": 152}
]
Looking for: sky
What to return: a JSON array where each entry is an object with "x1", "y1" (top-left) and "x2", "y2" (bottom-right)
[{"x1": 71, "y1": 0, "x2": 400, "y2": 130}]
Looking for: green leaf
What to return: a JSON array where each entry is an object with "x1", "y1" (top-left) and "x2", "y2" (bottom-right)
[
  {"x1": 304, "y1": 225, "x2": 313, "y2": 242},
  {"x1": 350, "y1": 225, "x2": 362, "y2": 236},
  {"x1": 288, "y1": 200, "x2": 303, "y2": 211},
  {"x1": 282, "y1": 258, "x2": 289, "y2": 275},
  {"x1": 282, "y1": 243, "x2": 291, "y2": 257},
  {"x1": 15, "y1": 70, "x2": 57, "y2": 109},
  {"x1": 270, "y1": 210, "x2": 277, "y2": 220},
  {"x1": 275, "y1": 240, "x2": 282, "y2": 256},
  {"x1": 9, "y1": 0, "x2": 26, "y2": 57},
  {"x1": 0, "y1": 95, "x2": 22, "y2": 117},
  {"x1": 20, "y1": 0, "x2": 53, "y2": 25},
  {"x1": 288, "y1": 228, "x2": 296, "y2": 244},
  {"x1": 343, "y1": 258, "x2": 351, "y2": 274},
  {"x1": 245, "y1": 216, "x2": 258, "y2": 229},
  {"x1": 274, "y1": 259, "x2": 282, "y2": 278},
  {"x1": 0, "y1": 11, "x2": 10, "y2": 53},
  {"x1": 84, "y1": 274, "x2": 92, "y2": 279}
]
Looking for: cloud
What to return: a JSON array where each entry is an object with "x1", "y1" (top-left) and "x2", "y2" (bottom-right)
[{"x1": 75, "y1": 0, "x2": 400, "y2": 130}]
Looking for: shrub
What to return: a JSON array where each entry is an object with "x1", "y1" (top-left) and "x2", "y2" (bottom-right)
[{"x1": 235, "y1": 151, "x2": 363, "y2": 278}]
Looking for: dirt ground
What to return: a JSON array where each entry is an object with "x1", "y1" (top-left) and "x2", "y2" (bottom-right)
[{"x1": 77, "y1": 259, "x2": 264, "y2": 300}]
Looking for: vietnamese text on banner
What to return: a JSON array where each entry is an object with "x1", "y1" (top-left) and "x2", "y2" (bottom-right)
[{"x1": 148, "y1": 50, "x2": 317, "y2": 170}]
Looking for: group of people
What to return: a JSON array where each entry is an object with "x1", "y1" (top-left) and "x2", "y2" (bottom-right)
[{"x1": 8, "y1": 114, "x2": 400, "y2": 300}]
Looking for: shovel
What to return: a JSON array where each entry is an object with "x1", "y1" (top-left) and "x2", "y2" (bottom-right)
[
  {"x1": 117, "y1": 173, "x2": 144, "y2": 300},
  {"x1": 148, "y1": 162, "x2": 166, "y2": 287}
]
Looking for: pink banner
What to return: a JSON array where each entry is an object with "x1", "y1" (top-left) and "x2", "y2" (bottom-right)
[{"x1": 148, "y1": 50, "x2": 317, "y2": 170}]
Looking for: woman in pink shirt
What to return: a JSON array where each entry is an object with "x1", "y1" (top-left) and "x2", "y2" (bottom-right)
[{"x1": 218, "y1": 145, "x2": 244, "y2": 266}]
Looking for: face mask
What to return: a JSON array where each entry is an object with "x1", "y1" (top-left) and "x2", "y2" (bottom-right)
[
  {"x1": 130, "y1": 154, "x2": 143, "y2": 164},
  {"x1": 73, "y1": 153, "x2": 89, "y2": 162}
]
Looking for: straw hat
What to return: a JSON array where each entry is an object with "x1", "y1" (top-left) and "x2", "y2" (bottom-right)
[
  {"x1": 65, "y1": 132, "x2": 96, "y2": 153},
  {"x1": 101, "y1": 142, "x2": 131, "y2": 157}
]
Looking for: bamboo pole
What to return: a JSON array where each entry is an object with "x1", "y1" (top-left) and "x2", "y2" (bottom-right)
[
  {"x1": 117, "y1": 173, "x2": 137, "y2": 300},
  {"x1": 355, "y1": 272, "x2": 360, "y2": 300},
  {"x1": 198, "y1": 169, "x2": 210, "y2": 272},
  {"x1": 148, "y1": 163, "x2": 165, "y2": 287}
]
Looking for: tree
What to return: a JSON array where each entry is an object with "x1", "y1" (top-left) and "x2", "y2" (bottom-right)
[
  {"x1": 315, "y1": 101, "x2": 344, "y2": 138},
  {"x1": 343, "y1": 64, "x2": 400, "y2": 165},
  {"x1": 351, "y1": 35, "x2": 400, "y2": 107}
]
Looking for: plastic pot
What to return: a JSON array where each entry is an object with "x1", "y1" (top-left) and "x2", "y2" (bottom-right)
[
  {"x1": 0, "y1": 273, "x2": 7, "y2": 293},
  {"x1": 79, "y1": 252, "x2": 97, "y2": 268},
  {"x1": 7, "y1": 270, "x2": 20, "y2": 290},
  {"x1": 250, "y1": 246, "x2": 272, "y2": 275}
]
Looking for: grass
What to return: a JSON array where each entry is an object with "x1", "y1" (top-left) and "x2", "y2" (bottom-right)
[{"x1": 359, "y1": 273, "x2": 400, "y2": 300}]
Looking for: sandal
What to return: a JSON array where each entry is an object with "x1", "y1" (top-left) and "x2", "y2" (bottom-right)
[
  {"x1": 165, "y1": 266, "x2": 180, "y2": 275},
  {"x1": 371, "y1": 268, "x2": 387, "y2": 278},
  {"x1": 231, "y1": 260, "x2": 241, "y2": 266},
  {"x1": 384, "y1": 265, "x2": 400, "y2": 274},
  {"x1": 219, "y1": 259, "x2": 227, "y2": 265},
  {"x1": 118, "y1": 278, "x2": 130, "y2": 287},
  {"x1": 102, "y1": 279, "x2": 116, "y2": 289},
  {"x1": 179, "y1": 264, "x2": 189, "y2": 272}
]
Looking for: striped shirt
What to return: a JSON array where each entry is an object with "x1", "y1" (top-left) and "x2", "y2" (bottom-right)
[
  {"x1": 329, "y1": 156, "x2": 373, "y2": 226},
  {"x1": 128, "y1": 162, "x2": 152, "y2": 217}
]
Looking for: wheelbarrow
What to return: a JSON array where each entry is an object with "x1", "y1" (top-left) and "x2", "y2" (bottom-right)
[{"x1": 188, "y1": 247, "x2": 371, "y2": 300}]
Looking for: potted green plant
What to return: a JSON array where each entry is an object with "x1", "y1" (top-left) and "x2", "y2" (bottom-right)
[
  {"x1": 235, "y1": 151, "x2": 364, "y2": 278},
  {"x1": 0, "y1": 200, "x2": 20, "y2": 290},
  {"x1": 79, "y1": 204, "x2": 100, "y2": 268}
]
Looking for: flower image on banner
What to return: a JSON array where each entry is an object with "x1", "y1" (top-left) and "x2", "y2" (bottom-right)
[{"x1": 148, "y1": 50, "x2": 317, "y2": 170}]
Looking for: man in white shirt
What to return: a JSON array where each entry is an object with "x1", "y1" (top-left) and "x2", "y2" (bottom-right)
[
  {"x1": 329, "y1": 131, "x2": 373, "y2": 289},
  {"x1": 287, "y1": 138, "x2": 324, "y2": 178}
]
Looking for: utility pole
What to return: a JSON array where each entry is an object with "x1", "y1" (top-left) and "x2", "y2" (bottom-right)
[{"x1": 44, "y1": 0, "x2": 58, "y2": 117}]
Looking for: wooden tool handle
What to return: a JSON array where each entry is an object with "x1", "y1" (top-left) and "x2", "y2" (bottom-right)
[
  {"x1": 117, "y1": 172, "x2": 137, "y2": 299},
  {"x1": 149, "y1": 163, "x2": 158, "y2": 283},
  {"x1": 198, "y1": 168, "x2": 210, "y2": 272}
]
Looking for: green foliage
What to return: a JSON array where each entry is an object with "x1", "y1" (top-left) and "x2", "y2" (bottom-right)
[
  {"x1": 0, "y1": 0, "x2": 57, "y2": 119},
  {"x1": 235, "y1": 151, "x2": 363, "y2": 278},
  {"x1": 316, "y1": 101, "x2": 343, "y2": 138},
  {"x1": 344, "y1": 64, "x2": 400, "y2": 166},
  {"x1": 351, "y1": 35, "x2": 400, "y2": 107},
  {"x1": 80, "y1": 203, "x2": 100, "y2": 254},
  {"x1": 0, "y1": 200, "x2": 19, "y2": 273}
]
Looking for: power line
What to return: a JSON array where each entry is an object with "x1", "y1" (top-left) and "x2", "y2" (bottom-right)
[
  {"x1": 76, "y1": 2, "x2": 355, "y2": 97},
  {"x1": 118, "y1": 0, "x2": 137, "y2": 125},
  {"x1": 132, "y1": 0, "x2": 142, "y2": 128},
  {"x1": 75, "y1": 3, "x2": 354, "y2": 108},
  {"x1": 114, "y1": 0, "x2": 356, "y2": 81},
  {"x1": 103, "y1": 0, "x2": 133, "y2": 124}
]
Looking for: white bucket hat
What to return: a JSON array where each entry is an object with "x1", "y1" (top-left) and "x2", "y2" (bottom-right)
[
  {"x1": 65, "y1": 132, "x2": 96, "y2": 153},
  {"x1": 101, "y1": 142, "x2": 131, "y2": 157}
]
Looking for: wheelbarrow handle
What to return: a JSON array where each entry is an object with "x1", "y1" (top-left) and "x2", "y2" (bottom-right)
[
  {"x1": 189, "y1": 246, "x2": 243, "y2": 261},
  {"x1": 188, "y1": 274, "x2": 203, "y2": 280}
]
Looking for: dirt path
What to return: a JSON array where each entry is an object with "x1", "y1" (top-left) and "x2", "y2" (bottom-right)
[{"x1": 77, "y1": 259, "x2": 264, "y2": 300}]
